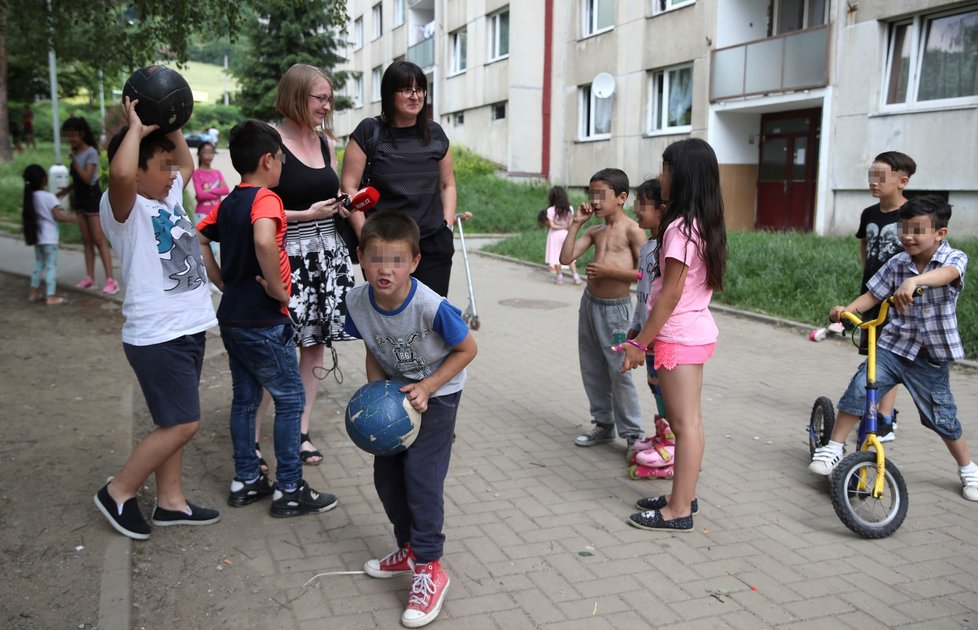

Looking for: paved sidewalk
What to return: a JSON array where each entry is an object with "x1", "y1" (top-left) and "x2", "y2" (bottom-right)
[{"x1": 3, "y1": 229, "x2": 977, "y2": 628}]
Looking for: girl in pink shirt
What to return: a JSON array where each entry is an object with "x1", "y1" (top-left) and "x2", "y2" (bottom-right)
[
  {"x1": 620, "y1": 138, "x2": 728, "y2": 533},
  {"x1": 191, "y1": 142, "x2": 229, "y2": 217}
]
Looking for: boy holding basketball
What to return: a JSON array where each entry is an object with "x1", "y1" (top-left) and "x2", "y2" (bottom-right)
[
  {"x1": 93, "y1": 97, "x2": 220, "y2": 539},
  {"x1": 560, "y1": 168, "x2": 647, "y2": 449},
  {"x1": 344, "y1": 210, "x2": 477, "y2": 628},
  {"x1": 196, "y1": 120, "x2": 338, "y2": 518}
]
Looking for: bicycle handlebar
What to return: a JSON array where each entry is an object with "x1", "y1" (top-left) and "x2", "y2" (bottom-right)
[{"x1": 839, "y1": 287, "x2": 925, "y2": 330}]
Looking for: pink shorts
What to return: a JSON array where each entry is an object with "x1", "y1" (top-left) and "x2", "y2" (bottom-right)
[{"x1": 653, "y1": 341, "x2": 716, "y2": 370}]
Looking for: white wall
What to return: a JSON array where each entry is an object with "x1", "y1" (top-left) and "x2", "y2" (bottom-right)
[{"x1": 715, "y1": 0, "x2": 769, "y2": 48}]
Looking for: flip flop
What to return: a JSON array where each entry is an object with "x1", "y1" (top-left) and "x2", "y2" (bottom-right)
[{"x1": 300, "y1": 433, "x2": 323, "y2": 466}]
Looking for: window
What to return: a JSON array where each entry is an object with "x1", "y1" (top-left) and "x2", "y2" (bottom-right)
[
  {"x1": 372, "y1": 66, "x2": 383, "y2": 102},
  {"x1": 372, "y1": 4, "x2": 382, "y2": 40},
  {"x1": 772, "y1": 0, "x2": 827, "y2": 35},
  {"x1": 353, "y1": 76, "x2": 363, "y2": 108},
  {"x1": 648, "y1": 64, "x2": 693, "y2": 133},
  {"x1": 579, "y1": 85, "x2": 612, "y2": 139},
  {"x1": 491, "y1": 103, "x2": 506, "y2": 120},
  {"x1": 354, "y1": 17, "x2": 364, "y2": 50},
  {"x1": 651, "y1": 0, "x2": 695, "y2": 16},
  {"x1": 488, "y1": 9, "x2": 510, "y2": 61},
  {"x1": 450, "y1": 28, "x2": 468, "y2": 74},
  {"x1": 885, "y1": 6, "x2": 978, "y2": 106},
  {"x1": 393, "y1": 0, "x2": 405, "y2": 28},
  {"x1": 454, "y1": 112, "x2": 465, "y2": 126},
  {"x1": 582, "y1": 0, "x2": 614, "y2": 37}
]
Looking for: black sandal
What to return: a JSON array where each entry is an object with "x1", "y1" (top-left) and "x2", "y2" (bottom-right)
[
  {"x1": 255, "y1": 442, "x2": 269, "y2": 475},
  {"x1": 300, "y1": 433, "x2": 323, "y2": 466}
]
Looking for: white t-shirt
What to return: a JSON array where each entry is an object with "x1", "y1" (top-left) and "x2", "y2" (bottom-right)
[
  {"x1": 99, "y1": 173, "x2": 217, "y2": 346},
  {"x1": 32, "y1": 190, "x2": 61, "y2": 246}
]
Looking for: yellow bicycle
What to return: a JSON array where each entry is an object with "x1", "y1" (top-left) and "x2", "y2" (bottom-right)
[{"x1": 808, "y1": 292, "x2": 920, "y2": 538}]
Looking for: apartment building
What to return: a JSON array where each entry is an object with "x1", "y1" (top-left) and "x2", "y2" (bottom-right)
[{"x1": 333, "y1": 0, "x2": 978, "y2": 235}]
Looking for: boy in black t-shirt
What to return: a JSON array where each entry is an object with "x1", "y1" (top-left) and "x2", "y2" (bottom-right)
[
  {"x1": 855, "y1": 150, "x2": 916, "y2": 441},
  {"x1": 197, "y1": 120, "x2": 337, "y2": 518}
]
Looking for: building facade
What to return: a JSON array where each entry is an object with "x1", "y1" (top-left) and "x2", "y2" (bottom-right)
[{"x1": 333, "y1": 0, "x2": 978, "y2": 235}]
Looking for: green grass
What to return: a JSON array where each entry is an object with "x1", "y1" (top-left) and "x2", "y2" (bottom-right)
[{"x1": 159, "y1": 61, "x2": 239, "y2": 107}]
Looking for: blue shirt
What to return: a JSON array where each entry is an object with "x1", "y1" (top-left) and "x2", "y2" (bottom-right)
[{"x1": 867, "y1": 240, "x2": 968, "y2": 362}]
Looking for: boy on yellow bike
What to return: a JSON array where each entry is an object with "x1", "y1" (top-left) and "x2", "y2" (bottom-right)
[{"x1": 808, "y1": 195, "x2": 978, "y2": 502}]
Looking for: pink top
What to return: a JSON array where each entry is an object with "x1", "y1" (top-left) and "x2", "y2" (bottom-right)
[
  {"x1": 648, "y1": 218, "x2": 718, "y2": 345},
  {"x1": 192, "y1": 168, "x2": 229, "y2": 216}
]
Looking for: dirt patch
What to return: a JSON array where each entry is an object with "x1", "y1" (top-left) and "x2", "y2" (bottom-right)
[{"x1": 0, "y1": 273, "x2": 129, "y2": 629}]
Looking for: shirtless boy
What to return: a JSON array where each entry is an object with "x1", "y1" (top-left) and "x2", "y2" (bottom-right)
[{"x1": 560, "y1": 168, "x2": 647, "y2": 449}]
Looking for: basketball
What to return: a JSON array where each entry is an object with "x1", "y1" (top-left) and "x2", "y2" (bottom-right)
[
  {"x1": 345, "y1": 380, "x2": 422, "y2": 456},
  {"x1": 122, "y1": 66, "x2": 194, "y2": 134}
]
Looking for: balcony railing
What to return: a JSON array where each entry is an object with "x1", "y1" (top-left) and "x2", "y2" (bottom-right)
[
  {"x1": 710, "y1": 25, "x2": 829, "y2": 101},
  {"x1": 408, "y1": 36, "x2": 434, "y2": 69}
]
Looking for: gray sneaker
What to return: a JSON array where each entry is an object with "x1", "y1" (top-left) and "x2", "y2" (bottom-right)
[{"x1": 575, "y1": 424, "x2": 615, "y2": 447}]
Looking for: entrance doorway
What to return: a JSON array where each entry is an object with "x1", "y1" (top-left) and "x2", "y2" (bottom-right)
[{"x1": 756, "y1": 108, "x2": 821, "y2": 231}]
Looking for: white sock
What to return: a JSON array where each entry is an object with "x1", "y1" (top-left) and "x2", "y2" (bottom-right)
[
  {"x1": 827, "y1": 440, "x2": 844, "y2": 453},
  {"x1": 959, "y1": 461, "x2": 977, "y2": 475}
]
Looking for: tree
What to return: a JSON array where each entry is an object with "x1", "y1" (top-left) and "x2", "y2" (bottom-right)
[
  {"x1": 0, "y1": 0, "x2": 348, "y2": 163},
  {"x1": 233, "y1": 0, "x2": 352, "y2": 122}
]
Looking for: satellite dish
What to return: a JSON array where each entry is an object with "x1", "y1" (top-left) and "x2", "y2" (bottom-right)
[{"x1": 592, "y1": 72, "x2": 616, "y2": 98}]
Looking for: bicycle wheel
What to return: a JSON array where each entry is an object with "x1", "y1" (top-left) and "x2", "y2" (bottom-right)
[
  {"x1": 808, "y1": 396, "x2": 835, "y2": 456},
  {"x1": 829, "y1": 451, "x2": 908, "y2": 538}
]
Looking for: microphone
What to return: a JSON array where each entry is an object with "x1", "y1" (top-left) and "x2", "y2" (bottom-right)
[{"x1": 343, "y1": 186, "x2": 380, "y2": 212}]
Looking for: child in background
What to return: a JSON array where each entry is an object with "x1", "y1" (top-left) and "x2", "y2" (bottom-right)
[
  {"x1": 61, "y1": 116, "x2": 118, "y2": 295},
  {"x1": 625, "y1": 179, "x2": 673, "y2": 477},
  {"x1": 22, "y1": 164, "x2": 76, "y2": 305},
  {"x1": 854, "y1": 151, "x2": 917, "y2": 442},
  {"x1": 197, "y1": 120, "x2": 339, "y2": 518},
  {"x1": 345, "y1": 210, "x2": 477, "y2": 628},
  {"x1": 543, "y1": 186, "x2": 582, "y2": 285},
  {"x1": 560, "y1": 168, "x2": 647, "y2": 449},
  {"x1": 619, "y1": 139, "x2": 728, "y2": 532},
  {"x1": 93, "y1": 98, "x2": 219, "y2": 540},
  {"x1": 192, "y1": 141, "x2": 229, "y2": 218},
  {"x1": 809, "y1": 195, "x2": 977, "y2": 502}
]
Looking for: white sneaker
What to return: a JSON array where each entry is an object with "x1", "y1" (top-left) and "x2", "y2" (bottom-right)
[
  {"x1": 575, "y1": 424, "x2": 615, "y2": 447},
  {"x1": 960, "y1": 468, "x2": 978, "y2": 502},
  {"x1": 809, "y1": 445, "x2": 843, "y2": 476}
]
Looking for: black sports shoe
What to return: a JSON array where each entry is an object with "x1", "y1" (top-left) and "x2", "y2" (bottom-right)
[
  {"x1": 94, "y1": 484, "x2": 151, "y2": 540},
  {"x1": 228, "y1": 474, "x2": 274, "y2": 507},
  {"x1": 635, "y1": 495, "x2": 699, "y2": 514},
  {"x1": 151, "y1": 502, "x2": 221, "y2": 527},
  {"x1": 270, "y1": 481, "x2": 338, "y2": 518}
]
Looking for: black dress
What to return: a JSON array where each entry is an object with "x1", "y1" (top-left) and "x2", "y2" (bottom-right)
[{"x1": 271, "y1": 139, "x2": 355, "y2": 347}]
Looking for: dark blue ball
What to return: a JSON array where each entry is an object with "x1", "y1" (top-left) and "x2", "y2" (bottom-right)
[
  {"x1": 122, "y1": 66, "x2": 194, "y2": 134},
  {"x1": 345, "y1": 380, "x2": 422, "y2": 456}
]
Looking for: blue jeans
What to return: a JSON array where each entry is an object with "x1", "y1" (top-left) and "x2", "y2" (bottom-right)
[
  {"x1": 220, "y1": 324, "x2": 304, "y2": 490},
  {"x1": 837, "y1": 346, "x2": 962, "y2": 440}
]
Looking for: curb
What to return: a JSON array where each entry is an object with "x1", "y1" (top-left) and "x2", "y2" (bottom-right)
[{"x1": 471, "y1": 248, "x2": 978, "y2": 372}]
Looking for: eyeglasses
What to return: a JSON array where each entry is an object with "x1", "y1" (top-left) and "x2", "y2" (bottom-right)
[
  {"x1": 309, "y1": 94, "x2": 334, "y2": 106},
  {"x1": 397, "y1": 87, "x2": 426, "y2": 98},
  {"x1": 274, "y1": 153, "x2": 286, "y2": 163}
]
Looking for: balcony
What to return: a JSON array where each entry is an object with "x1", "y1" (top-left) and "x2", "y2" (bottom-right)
[
  {"x1": 408, "y1": 35, "x2": 434, "y2": 69},
  {"x1": 710, "y1": 25, "x2": 829, "y2": 101}
]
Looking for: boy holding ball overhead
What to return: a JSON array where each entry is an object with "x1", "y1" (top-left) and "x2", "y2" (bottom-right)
[
  {"x1": 93, "y1": 96, "x2": 219, "y2": 539},
  {"x1": 343, "y1": 210, "x2": 477, "y2": 628}
]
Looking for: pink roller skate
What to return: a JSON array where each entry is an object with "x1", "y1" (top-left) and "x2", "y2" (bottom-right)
[
  {"x1": 628, "y1": 463, "x2": 674, "y2": 480},
  {"x1": 634, "y1": 440, "x2": 674, "y2": 469},
  {"x1": 626, "y1": 416, "x2": 675, "y2": 463}
]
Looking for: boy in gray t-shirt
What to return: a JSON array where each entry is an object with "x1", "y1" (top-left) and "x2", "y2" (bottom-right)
[{"x1": 343, "y1": 210, "x2": 477, "y2": 628}]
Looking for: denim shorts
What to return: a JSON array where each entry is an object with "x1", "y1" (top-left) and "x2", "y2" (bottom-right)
[
  {"x1": 837, "y1": 346, "x2": 962, "y2": 440},
  {"x1": 123, "y1": 332, "x2": 205, "y2": 427}
]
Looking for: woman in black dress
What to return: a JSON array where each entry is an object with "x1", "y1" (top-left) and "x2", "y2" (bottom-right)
[{"x1": 341, "y1": 60, "x2": 457, "y2": 297}]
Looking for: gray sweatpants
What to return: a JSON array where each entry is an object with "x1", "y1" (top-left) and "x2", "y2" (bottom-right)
[{"x1": 577, "y1": 290, "x2": 644, "y2": 439}]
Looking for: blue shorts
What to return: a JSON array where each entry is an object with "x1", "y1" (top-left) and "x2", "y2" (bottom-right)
[
  {"x1": 837, "y1": 346, "x2": 962, "y2": 440},
  {"x1": 123, "y1": 333, "x2": 206, "y2": 427}
]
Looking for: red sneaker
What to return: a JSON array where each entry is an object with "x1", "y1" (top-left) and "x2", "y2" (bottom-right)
[
  {"x1": 364, "y1": 544, "x2": 415, "y2": 578},
  {"x1": 401, "y1": 559, "x2": 450, "y2": 628}
]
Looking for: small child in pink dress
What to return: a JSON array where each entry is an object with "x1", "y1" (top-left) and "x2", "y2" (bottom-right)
[
  {"x1": 191, "y1": 141, "x2": 229, "y2": 218},
  {"x1": 543, "y1": 186, "x2": 582, "y2": 285}
]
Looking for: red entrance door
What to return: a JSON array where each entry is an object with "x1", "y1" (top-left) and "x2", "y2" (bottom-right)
[{"x1": 756, "y1": 109, "x2": 820, "y2": 231}]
